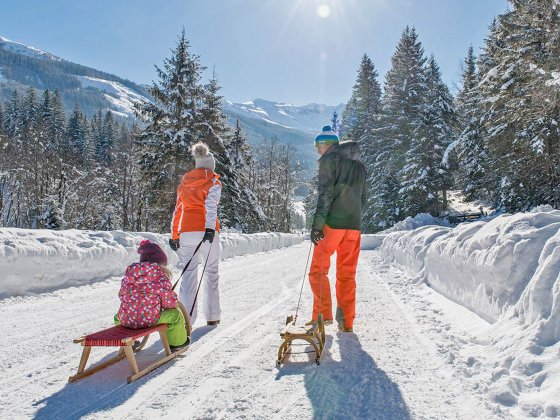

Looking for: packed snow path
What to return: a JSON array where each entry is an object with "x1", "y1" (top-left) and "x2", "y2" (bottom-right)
[{"x1": 0, "y1": 242, "x2": 498, "y2": 419}]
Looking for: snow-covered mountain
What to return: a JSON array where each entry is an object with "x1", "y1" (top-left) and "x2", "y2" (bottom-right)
[
  {"x1": 0, "y1": 35, "x2": 339, "y2": 169},
  {"x1": 0, "y1": 35, "x2": 151, "y2": 117},
  {"x1": 0, "y1": 35, "x2": 62, "y2": 62},
  {"x1": 225, "y1": 98, "x2": 344, "y2": 132}
]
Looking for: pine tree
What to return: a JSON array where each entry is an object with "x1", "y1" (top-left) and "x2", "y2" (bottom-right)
[
  {"x1": 340, "y1": 55, "x2": 383, "y2": 231},
  {"x1": 455, "y1": 46, "x2": 477, "y2": 122},
  {"x1": 373, "y1": 26, "x2": 428, "y2": 229},
  {"x1": 400, "y1": 55, "x2": 456, "y2": 216},
  {"x1": 135, "y1": 29, "x2": 206, "y2": 231},
  {"x1": 331, "y1": 110, "x2": 340, "y2": 133},
  {"x1": 67, "y1": 104, "x2": 91, "y2": 167},
  {"x1": 455, "y1": 47, "x2": 487, "y2": 202}
]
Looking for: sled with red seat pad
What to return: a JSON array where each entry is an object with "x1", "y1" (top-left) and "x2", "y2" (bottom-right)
[{"x1": 69, "y1": 302, "x2": 191, "y2": 384}]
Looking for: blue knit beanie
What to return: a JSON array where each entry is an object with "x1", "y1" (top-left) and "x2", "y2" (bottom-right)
[{"x1": 315, "y1": 125, "x2": 339, "y2": 145}]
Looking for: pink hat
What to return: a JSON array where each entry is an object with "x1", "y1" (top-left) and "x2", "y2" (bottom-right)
[{"x1": 137, "y1": 240, "x2": 168, "y2": 265}]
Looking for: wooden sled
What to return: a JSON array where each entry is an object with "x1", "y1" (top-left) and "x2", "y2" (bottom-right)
[
  {"x1": 277, "y1": 313, "x2": 325, "y2": 366},
  {"x1": 69, "y1": 302, "x2": 192, "y2": 384}
]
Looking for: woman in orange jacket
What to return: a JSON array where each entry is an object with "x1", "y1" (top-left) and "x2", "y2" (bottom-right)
[{"x1": 169, "y1": 142, "x2": 221, "y2": 327}]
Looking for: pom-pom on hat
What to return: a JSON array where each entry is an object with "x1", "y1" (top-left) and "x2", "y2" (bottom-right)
[
  {"x1": 192, "y1": 142, "x2": 216, "y2": 172},
  {"x1": 315, "y1": 125, "x2": 339, "y2": 145},
  {"x1": 137, "y1": 239, "x2": 168, "y2": 265}
]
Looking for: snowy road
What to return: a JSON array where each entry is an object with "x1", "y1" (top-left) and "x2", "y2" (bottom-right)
[{"x1": 0, "y1": 242, "x2": 499, "y2": 419}]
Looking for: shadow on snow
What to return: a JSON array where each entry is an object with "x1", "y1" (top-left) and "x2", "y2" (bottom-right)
[
  {"x1": 32, "y1": 324, "x2": 215, "y2": 420},
  {"x1": 277, "y1": 333, "x2": 411, "y2": 419}
]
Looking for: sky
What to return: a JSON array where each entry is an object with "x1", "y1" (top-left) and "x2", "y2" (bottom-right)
[{"x1": 0, "y1": 0, "x2": 510, "y2": 106}]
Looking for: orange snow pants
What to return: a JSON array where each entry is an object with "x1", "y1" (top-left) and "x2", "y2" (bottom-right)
[{"x1": 309, "y1": 225, "x2": 361, "y2": 330}]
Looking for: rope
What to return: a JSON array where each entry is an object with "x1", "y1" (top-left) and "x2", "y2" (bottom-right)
[
  {"x1": 293, "y1": 242, "x2": 313, "y2": 324},
  {"x1": 190, "y1": 240, "x2": 214, "y2": 317}
]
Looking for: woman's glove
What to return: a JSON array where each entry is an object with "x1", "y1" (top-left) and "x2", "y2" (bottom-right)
[
  {"x1": 169, "y1": 238, "x2": 180, "y2": 251},
  {"x1": 203, "y1": 228, "x2": 215, "y2": 243}
]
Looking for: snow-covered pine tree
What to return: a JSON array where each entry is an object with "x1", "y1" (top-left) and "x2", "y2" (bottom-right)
[
  {"x1": 94, "y1": 111, "x2": 118, "y2": 164},
  {"x1": 347, "y1": 55, "x2": 383, "y2": 231},
  {"x1": 340, "y1": 96, "x2": 357, "y2": 140},
  {"x1": 135, "y1": 29, "x2": 206, "y2": 231},
  {"x1": 43, "y1": 194, "x2": 65, "y2": 230},
  {"x1": 399, "y1": 55, "x2": 456, "y2": 217},
  {"x1": 226, "y1": 117, "x2": 266, "y2": 231},
  {"x1": 66, "y1": 104, "x2": 91, "y2": 168},
  {"x1": 471, "y1": 3, "x2": 560, "y2": 211},
  {"x1": 455, "y1": 46, "x2": 488, "y2": 203},
  {"x1": 331, "y1": 110, "x2": 340, "y2": 133},
  {"x1": 455, "y1": 46, "x2": 477, "y2": 123},
  {"x1": 373, "y1": 26, "x2": 428, "y2": 228}
]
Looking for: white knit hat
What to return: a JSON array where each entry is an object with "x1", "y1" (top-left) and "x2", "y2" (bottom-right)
[{"x1": 191, "y1": 142, "x2": 216, "y2": 172}]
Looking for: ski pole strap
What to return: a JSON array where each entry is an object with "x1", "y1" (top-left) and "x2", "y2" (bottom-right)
[
  {"x1": 190, "y1": 241, "x2": 213, "y2": 316},
  {"x1": 172, "y1": 239, "x2": 204, "y2": 291}
]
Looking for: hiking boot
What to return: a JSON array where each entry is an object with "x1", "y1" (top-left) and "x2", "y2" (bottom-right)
[
  {"x1": 170, "y1": 336, "x2": 191, "y2": 352},
  {"x1": 337, "y1": 323, "x2": 353, "y2": 333},
  {"x1": 207, "y1": 320, "x2": 220, "y2": 326}
]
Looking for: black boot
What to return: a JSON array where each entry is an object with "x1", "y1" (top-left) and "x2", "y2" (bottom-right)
[{"x1": 170, "y1": 336, "x2": 191, "y2": 352}]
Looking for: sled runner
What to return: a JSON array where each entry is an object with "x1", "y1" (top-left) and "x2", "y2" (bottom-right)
[
  {"x1": 69, "y1": 302, "x2": 192, "y2": 384},
  {"x1": 277, "y1": 313, "x2": 325, "y2": 366}
]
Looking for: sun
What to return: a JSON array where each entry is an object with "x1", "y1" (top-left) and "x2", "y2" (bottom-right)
[{"x1": 317, "y1": 4, "x2": 331, "y2": 18}]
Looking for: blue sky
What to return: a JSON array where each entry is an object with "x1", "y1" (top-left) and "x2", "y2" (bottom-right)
[{"x1": 0, "y1": 0, "x2": 509, "y2": 105}]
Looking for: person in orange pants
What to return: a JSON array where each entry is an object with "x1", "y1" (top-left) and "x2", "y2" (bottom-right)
[{"x1": 309, "y1": 126, "x2": 367, "y2": 332}]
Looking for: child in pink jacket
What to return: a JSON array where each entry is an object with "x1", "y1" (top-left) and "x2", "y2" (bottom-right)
[{"x1": 115, "y1": 240, "x2": 188, "y2": 349}]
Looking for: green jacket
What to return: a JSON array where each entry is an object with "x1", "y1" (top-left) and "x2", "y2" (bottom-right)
[{"x1": 312, "y1": 141, "x2": 367, "y2": 231}]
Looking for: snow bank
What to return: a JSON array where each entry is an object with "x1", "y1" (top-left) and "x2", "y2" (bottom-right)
[
  {"x1": 360, "y1": 213, "x2": 449, "y2": 251},
  {"x1": 380, "y1": 208, "x2": 560, "y2": 342},
  {"x1": 0, "y1": 229, "x2": 303, "y2": 297},
  {"x1": 360, "y1": 234, "x2": 385, "y2": 250},
  {"x1": 380, "y1": 208, "x2": 560, "y2": 414},
  {"x1": 383, "y1": 213, "x2": 450, "y2": 233}
]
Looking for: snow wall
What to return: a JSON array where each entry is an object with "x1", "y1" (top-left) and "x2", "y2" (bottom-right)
[
  {"x1": 0, "y1": 229, "x2": 304, "y2": 297},
  {"x1": 380, "y1": 207, "x2": 560, "y2": 344}
]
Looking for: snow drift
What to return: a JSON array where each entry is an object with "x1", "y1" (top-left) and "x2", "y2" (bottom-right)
[
  {"x1": 380, "y1": 207, "x2": 560, "y2": 344},
  {"x1": 360, "y1": 213, "x2": 449, "y2": 251},
  {"x1": 0, "y1": 229, "x2": 303, "y2": 297}
]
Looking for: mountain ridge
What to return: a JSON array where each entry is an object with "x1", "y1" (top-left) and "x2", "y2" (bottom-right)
[{"x1": 0, "y1": 35, "x2": 342, "y2": 169}]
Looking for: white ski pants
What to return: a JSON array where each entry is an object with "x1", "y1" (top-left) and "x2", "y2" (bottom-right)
[{"x1": 178, "y1": 231, "x2": 221, "y2": 326}]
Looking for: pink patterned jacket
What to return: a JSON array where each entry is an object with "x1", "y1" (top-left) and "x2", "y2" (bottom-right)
[{"x1": 117, "y1": 262, "x2": 178, "y2": 329}]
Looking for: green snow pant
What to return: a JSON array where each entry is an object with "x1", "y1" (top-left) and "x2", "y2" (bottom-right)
[{"x1": 114, "y1": 308, "x2": 187, "y2": 347}]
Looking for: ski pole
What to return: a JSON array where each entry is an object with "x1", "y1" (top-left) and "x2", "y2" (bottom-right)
[
  {"x1": 293, "y1": 242, "x2": 313, "y2": 324},
  {"x1": 190, "y1": 241, "x2": 214, "y2": 317},
  {"x1": 172, "y1": 239, "x2": 204, "y2": 291}
]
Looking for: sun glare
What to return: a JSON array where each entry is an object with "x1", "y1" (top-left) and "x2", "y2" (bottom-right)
[{"x1": 317, "y1": 4, "x2": 331, "y2": 18}]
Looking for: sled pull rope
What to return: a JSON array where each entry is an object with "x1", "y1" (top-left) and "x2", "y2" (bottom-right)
[
  {"x1": 172, "y1": 239, "x2": 204, "y2": 291},
  {"x1": 190, "y1": 241, "x2": 213, "y2": 317},
  {"x1": 293, "y1": 242, "x2": 313, "y2": 324}
]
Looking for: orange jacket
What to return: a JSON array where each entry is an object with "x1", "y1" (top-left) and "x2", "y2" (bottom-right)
[{"x1": 171, "y1": 168, "x2": 222, "y2": 240}]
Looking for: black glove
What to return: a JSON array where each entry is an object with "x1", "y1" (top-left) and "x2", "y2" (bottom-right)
[
  {"x1": 203, "y1": 228, "x2": 215, "y2": 243},
  {"x1": 169, "y1": 238, "x2": 180, "y2": 251},
  {"x1": 311, "y1": 228, "x2": 324, "y2": 246}
]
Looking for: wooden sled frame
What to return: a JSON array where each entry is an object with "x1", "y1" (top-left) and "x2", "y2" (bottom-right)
[
  {"x1": 69, "y1": 302, "x2": 192, "y2": 384},
  {"x1": 277, "y1": 313, "x2": 325, "y2": 366}
]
